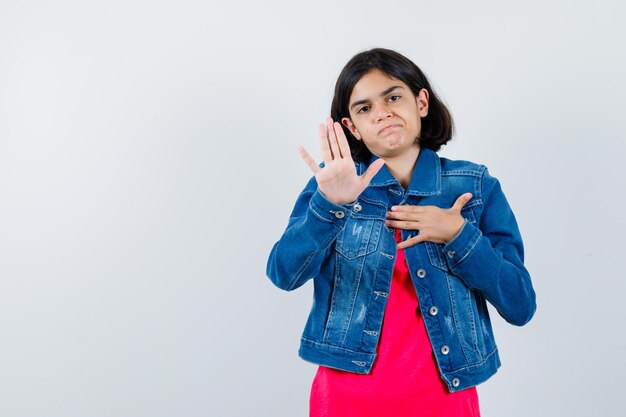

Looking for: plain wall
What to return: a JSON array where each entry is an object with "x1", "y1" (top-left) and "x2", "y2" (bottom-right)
[{"x1": 1, "y1": 0, "x2": 624, "y2": 416}]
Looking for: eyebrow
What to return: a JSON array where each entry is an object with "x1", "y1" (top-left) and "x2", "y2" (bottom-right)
[{"x1": 350, "y1": 86, "x2": 405, "y2": 110}]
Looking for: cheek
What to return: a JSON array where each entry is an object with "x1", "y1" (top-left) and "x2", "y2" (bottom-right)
[
  {"x1": 359, "y1": 126, "x2": 376, "y2": 139},
  {"x1": 351, "y1": 119, "x2": 366, "y2": 134},
  {"x1": 412, "y1": 115, "x2": 422, "y2": 129}
]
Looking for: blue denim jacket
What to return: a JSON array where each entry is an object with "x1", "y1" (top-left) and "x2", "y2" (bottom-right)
[{"x1": 266, "y1": 147, "x2": 536, "y2": 392}]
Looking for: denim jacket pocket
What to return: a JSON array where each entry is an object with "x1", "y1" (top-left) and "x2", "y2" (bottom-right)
[
  {"x1": 426, "y1": 205, "x2": 477, "y2": 270},
  {"x1": 335, "y1": 217, "x2": 383, "y2": 259}
]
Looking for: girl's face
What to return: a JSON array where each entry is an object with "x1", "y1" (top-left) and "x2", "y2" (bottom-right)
[{"x1": 341, "y1": 69, "x2": 429, "y2": 160}]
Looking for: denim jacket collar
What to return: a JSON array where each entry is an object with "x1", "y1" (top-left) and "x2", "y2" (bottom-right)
[{"x1": 361, "y1": 147, "x2": 442, "y2": 196}]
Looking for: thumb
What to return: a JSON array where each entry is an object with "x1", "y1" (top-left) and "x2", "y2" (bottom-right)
[
  {"x1": 451, "y1": 192, "x2": 473, "y2": 212},
  {"x1": 360, "y1": 158, "x2": 386, "y2": 185},
  {"x1": 297, "y1": 144, "x2": 321, "y2": 175}
]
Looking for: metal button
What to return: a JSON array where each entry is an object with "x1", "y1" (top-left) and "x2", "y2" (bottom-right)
[
  {"x1": 447, "y1": 250, "x2": 455, "y2": 258},
  {"x1": 353, "y1": 203, "x2": 362, "y2": 212},
  {"x1": 429, "y1": 306, "x2": 438, "y2": 316},
  {"x1": 334, "y1": 211, "x2": 345, "y2": 219},
  {"x1": 417, "y1": 268, "x2": 426, "y2": 278},
  {"x1": 441, "y1": 345, "x2": 450, "y2": 355},
  {"x1": 452, "y1": 378, "x2": 460, "y2": 387}
]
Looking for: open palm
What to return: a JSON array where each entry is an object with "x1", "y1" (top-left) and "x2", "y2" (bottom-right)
[{"x1": 298, "y1": 117, "x2": 385, "y2": 205}]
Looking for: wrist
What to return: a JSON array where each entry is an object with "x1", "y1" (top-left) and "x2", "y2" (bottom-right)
[
  {"x1": 445, "y1": 217, "x2": 467, "y2": 244},
  {"x1": 319, "y1": 189, "x2": 357, "y2": 205}
]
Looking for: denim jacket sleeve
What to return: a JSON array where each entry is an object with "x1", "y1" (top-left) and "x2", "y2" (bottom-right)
[
  {"x1": 266, "y1": 175, "x2": 357, "y2": 291},
  {"x1": 442, "y1": 167, "x2": 537, "y2": 326}
]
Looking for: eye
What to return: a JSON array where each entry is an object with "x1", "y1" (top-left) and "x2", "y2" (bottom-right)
[
  {"x1": 388, "y1": 95, "x2": 401, "y2": 102},
  {"x1": 357, "y1": 105, "x2": 370, "y2": 114}
]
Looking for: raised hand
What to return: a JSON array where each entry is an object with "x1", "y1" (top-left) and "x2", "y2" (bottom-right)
[
  {"x1": 385, "y1": 193, "x2": 474, "y2": 249},
  {"x1": 297, "y1": 117, "x2": 385, "y2": 205}
]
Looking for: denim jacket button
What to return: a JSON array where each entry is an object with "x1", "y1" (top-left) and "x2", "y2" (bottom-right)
[
  {"x1": 447, "y1": 249, "x2": 455, "y2": 258},
  {"x1": 429, "y1": 306, "x2": 438, "y2": 316},
  {"x1": 417, "y1": 268, "x2": 426, "y2": 278},
  {"x1": 353, "y1": 203, "x2": 362, "y2": 212},
  {"x1": 334, "y1": 210, "x2": 345, "y2": 219},
  {"x1": 441, "y1": 345, "x2": 450, "y2": 355},
  {"x1": 452, "y1": 378, "x2": 460, "y2": 387}
]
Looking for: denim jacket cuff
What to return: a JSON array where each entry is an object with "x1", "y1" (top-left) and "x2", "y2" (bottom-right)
[
  {"x1": 309, "y1": 189, "x2": 357, "y2": 225},
  {"x1": 442, "y1": 219, "x2": 483, "y2": 269}
]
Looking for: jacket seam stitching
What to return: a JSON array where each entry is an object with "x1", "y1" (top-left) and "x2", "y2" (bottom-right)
[
  {"x1": 444, "y1": 346, "x2": 499, "y2": 374},
  {"x1": 441, "y1": 170, "x2": 482, "y2": 177},
  {"x1": 452, "y1": 230, "x2": 482, "y2": 267},
  {"x1": 301, "y1": 337, "x2": 374, "y2": 355},
  {"x1": 309, "y1": 203, "x2": 338, "y2": 224}
]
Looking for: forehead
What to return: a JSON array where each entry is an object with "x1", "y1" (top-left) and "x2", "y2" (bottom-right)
[{"x1": 350, "y1": 69, "x2": 409, "y2": 101}]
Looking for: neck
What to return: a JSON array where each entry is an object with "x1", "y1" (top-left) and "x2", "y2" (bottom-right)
[{"x1": 383, "y1": 146, "x2": 421, "y2": 190}]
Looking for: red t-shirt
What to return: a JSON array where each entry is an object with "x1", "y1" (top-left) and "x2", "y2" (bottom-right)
[{"x1": 309, "y1": 228, "x2": 481, "y2": 417}]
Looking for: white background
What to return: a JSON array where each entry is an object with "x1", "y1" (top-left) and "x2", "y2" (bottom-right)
[{"x1": 1, "y1": 0, "x2": 625, "y2": 416}]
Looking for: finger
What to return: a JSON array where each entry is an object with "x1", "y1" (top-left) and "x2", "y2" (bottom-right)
[
  {"x1": 397, "y1": 234, "x2": 427, "y2": 250},
  {"x1": 385, "y1": 219, "x2": 420, "y2": 230},
  {"x1": 297, "y1": 145, "x2": 320, "y2": 174},
  {"x1": 326, "y1": 118, "x2": 340, "y2": 159},
  {"x1": 334, "y1": 121, "x2": 350, "y2": 158},
  {"x1": 360, "y1": 158, "x2": 385, "y2": 185},
  {"x1": 318, "y1": 123, "x2": 332, "y2": 164},
  {"x1": 389, "y1": 204, "x2": 425, "y2": 213},
  {"x1": 386, "y1": 210, "x2": 421, "y2": 221},
  {"x1": 451, "y1": 193, "x2": 473, "y2": 212}
]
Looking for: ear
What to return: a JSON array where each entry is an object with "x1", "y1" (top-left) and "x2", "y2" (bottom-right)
[
  {"x1": 341, "y1": 117, "x2": 361, "y2": 140},
  {"x1": 416, "y1": 88, "x2": 429, "y2": 117}
]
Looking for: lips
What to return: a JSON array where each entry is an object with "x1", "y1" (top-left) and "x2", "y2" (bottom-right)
[{"x1": 379, "y1": 124, "x2": 400, "y2": 134}]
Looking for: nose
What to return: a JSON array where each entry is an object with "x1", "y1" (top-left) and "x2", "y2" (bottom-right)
[{"x1": 374, "y1": 103, "x2": 392, "y2": 121}]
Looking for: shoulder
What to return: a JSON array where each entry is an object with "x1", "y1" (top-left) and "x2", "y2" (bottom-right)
[
  {"x1": 438, "y1": 154, "x2": 500, "y2": 185},
  {"x1": 437, "y1": 154, "x2": 504, "y2": 203},
  {"x1": 438, "y1": 155, "x2": 487, "y2": 177}
]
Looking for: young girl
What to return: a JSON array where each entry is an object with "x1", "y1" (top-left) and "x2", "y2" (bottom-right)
[{"x1": 266, "y1": 48, "x2": 536, "y2": 417}]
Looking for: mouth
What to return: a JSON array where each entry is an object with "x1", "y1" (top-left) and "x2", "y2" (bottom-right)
[{"x1": 379, "y1": 124, "x2": 400, "y2": 134}]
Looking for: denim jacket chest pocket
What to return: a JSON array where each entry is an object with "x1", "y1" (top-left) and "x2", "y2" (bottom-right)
[{"x1": 334, "y1": 198, "x2": 387, "y2": 259}]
